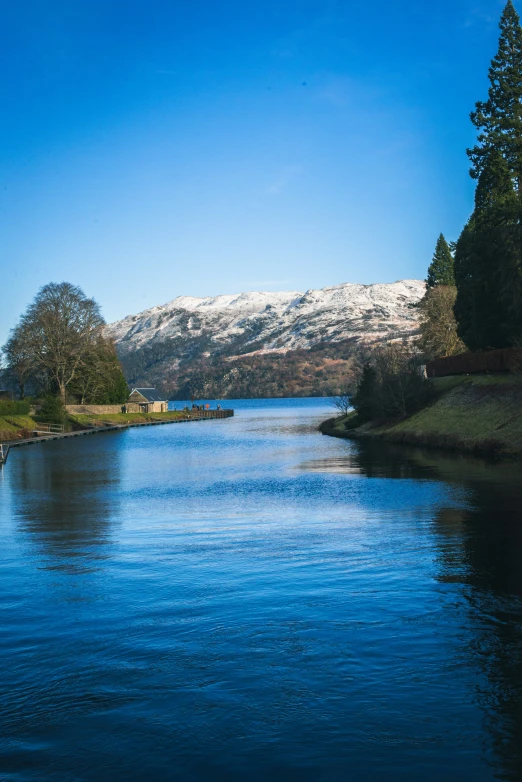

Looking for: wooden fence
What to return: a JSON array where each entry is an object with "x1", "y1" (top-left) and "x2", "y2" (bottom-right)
[{"x1": 426, "y1": 348, "x2": 522, "y2": 378}]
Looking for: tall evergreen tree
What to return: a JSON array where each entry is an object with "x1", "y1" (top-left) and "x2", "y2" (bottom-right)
[
  {"x1": 453, "y1": 217, "x2": 481, "y2": 350},
  {"x1": 467, "y1": 0, "x2": 522, "y2": 189},
  {"x1": 454, "y1": 1, "x2": 522, "y2": 350},
  {"x1": 426, "y1": 233, "x2": 455, "y2": 287},
  {"x1": 454, "y1": 151, "x2": 521, "y2": 349}
]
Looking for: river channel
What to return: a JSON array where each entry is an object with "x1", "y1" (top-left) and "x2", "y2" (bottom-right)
[{"x1": 1, "y1": 398, "x2": 522, "y2": 780}]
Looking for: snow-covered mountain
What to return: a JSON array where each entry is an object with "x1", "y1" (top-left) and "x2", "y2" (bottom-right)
[
  {"x1": 107, "y1": 279, "x2": 425, "y2": 395},
  {"x1": 109, "y1": 279, "x2": 424, "y2": 354}
]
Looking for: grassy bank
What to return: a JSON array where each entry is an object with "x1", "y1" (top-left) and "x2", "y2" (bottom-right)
[
  {"x1": 0, "y1": 415, "x2": 37, "y2": 441},
  {"x1": 67, "y1": 411, "x2": 186, "y2": 427},
  {"x1": 321, "y1": 375, "x2": 522, "y2": 459},
  {"x1": 0, "y1": 410, "x2": 186, "y2": 442}
]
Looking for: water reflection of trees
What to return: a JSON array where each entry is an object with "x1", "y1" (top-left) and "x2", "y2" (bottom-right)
[
  {"x1": 434, "y1": 470, "x2": 522, "y2": 780},
  {"x1": 13, "y1": 438, "x2": 122, "y2": 570},
  {"x1": 354, "y1": 440, "x2": 522, "y2": 779}
]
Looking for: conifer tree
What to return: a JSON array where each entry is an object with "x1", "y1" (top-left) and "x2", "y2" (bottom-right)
[
  {"x1": 454, "y1": 1, "x2": 522, "y2": 350},
  {"x1": 453, "y1": 218, "x2": 481, "y2": 350},
  {"x1": 352, "y1": 364, "x2": 378, "y2": 422},
  {"x1": 426, "y1": 234, "x2": 455, "y2": 288},
  {"x1": 467, "y1": 0, "x2": 522, "y2": 189},
  {"x1": 454, "y1": 151, "x2": 521, "y2": 349}
]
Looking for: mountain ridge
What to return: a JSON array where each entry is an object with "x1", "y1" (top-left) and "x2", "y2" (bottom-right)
[{"x1": 107, "y1": 279, "x2": 426, "y2": 398}]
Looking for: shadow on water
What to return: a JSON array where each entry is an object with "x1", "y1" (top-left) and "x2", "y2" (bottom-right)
[
  {"x1": 345, "y1": 439, "x2": 522, "y2": 780},
  {"x1": 11, "y1": 436, "x2": 122, "y2": 571}
]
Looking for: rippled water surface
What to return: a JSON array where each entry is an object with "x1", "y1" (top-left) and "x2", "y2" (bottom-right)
[{"x1": 2, "y1": 398, "x2": 522, "y2": 780}]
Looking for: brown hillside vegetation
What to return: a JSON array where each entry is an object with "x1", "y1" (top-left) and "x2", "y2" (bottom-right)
[{"x1": 146, "y1": 340, "x2": 362, "y2": 399}]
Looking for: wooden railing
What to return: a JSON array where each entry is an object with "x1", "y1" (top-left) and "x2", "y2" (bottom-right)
[{"x1": 33, "y1": 423, "x2": 65, "y2": 435}]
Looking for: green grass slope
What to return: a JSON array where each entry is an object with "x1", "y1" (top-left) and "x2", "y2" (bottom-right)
[
  {"x1": 322, "y1": 375, "x2": 522, "y2": 459},
  {"x1": 1, "y1": 411, "x2": 186, "y2": 442},
  {"x1": 68, "y1": 411, "x2": 185, "y2": 427},
  {"x1": 0, "y1": 415, "x2": 37, "y2": 441}
]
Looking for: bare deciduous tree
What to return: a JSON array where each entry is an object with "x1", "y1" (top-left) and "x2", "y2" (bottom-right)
[
  {"x1": 18, "y1": 282, "x2": 105, "y2": 402},
  {"x1": 69, "y1": 337, "x2": 124, "y2": 404},
  {"x1": 330, "y1": 381, "x2": 353, "y2": 416}
]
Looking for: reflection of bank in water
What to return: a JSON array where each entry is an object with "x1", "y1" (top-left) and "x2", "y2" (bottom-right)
[
  {"x1": 12, "y1": 436, "x2": 125, "y2": 572},
  {"x1": 302, "y1": 435, "x2": 522, "y2": 483},
  {"x1": 428, "y1": 460, "x2": 522, "y2": 781},
  {"x1": 306, "y1": 437, "x2": 522, "y2": 781}
]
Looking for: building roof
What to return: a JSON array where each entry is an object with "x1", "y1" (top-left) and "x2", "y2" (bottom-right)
[{"x1": 129, "y1": 388, "x2": 167, "y2": 402}]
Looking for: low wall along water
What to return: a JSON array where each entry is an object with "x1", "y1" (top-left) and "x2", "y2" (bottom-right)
[{"x1": 66, "y1": 405, "x2": 126, "y2": 414}]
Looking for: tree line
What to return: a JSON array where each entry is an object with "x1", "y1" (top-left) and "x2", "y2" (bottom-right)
[
  {"x1": 421, "y1": 0, "x2": 522, "y2": 358},
  {"x1": 454, "y1": 0, "x2": 522, "y2": 352},
  {"x1": 350, "y1": 1, "x2": 522, "y2": 423},
  {"x1": 2, "y1": 282, "x2": 128, "y2": 404}
]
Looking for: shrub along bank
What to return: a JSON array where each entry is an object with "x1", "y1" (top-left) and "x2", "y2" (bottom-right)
[{"x1": 321, "y1": 375, "x2": 522, "y2": 459}]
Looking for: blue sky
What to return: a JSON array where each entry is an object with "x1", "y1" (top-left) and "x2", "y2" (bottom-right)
[{"x1": 0, "y1": 0, "x2": 508, "y2": 341}]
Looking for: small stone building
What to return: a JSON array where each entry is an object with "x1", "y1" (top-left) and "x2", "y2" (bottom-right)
[{"x1": 127, "y1": 388, "x2": 168, "y2": 413}]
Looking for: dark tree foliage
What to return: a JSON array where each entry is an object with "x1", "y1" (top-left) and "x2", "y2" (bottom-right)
[
  {"x1": 454, "y1": 152, "x2": 522, "y2": 349},
  {"x1": 468, "y1": 0, "x2": 522, "y2": 188},
  {"x1": 426, "y1": 234, "x2": 455, "y2": 288},
  {"x1": 107, "y1": 369, "x2": 130, "y2": 404},
  {"x1": 2, "y1": 324, "x2": 36, "y2": 399},
  {"x1": 351, "y1": 344, "x2": 433, "y2": 423},
  {"x1": 453, "y1": 218, "x2": 480, "y2": 349},
  {"x1": 38, "y1": 395, "x2": 68, "y2": 425},
  {"x1": 352, "y1": 364, "x2": 379, "y2": 422},
  {"x1": 454, "y1": 2, "x2": 522, "y2": 350}
]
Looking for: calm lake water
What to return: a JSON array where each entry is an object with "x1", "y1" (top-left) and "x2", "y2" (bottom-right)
[{"x1": 1, "y1": 398, "x2": 522, "y2": 780}]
